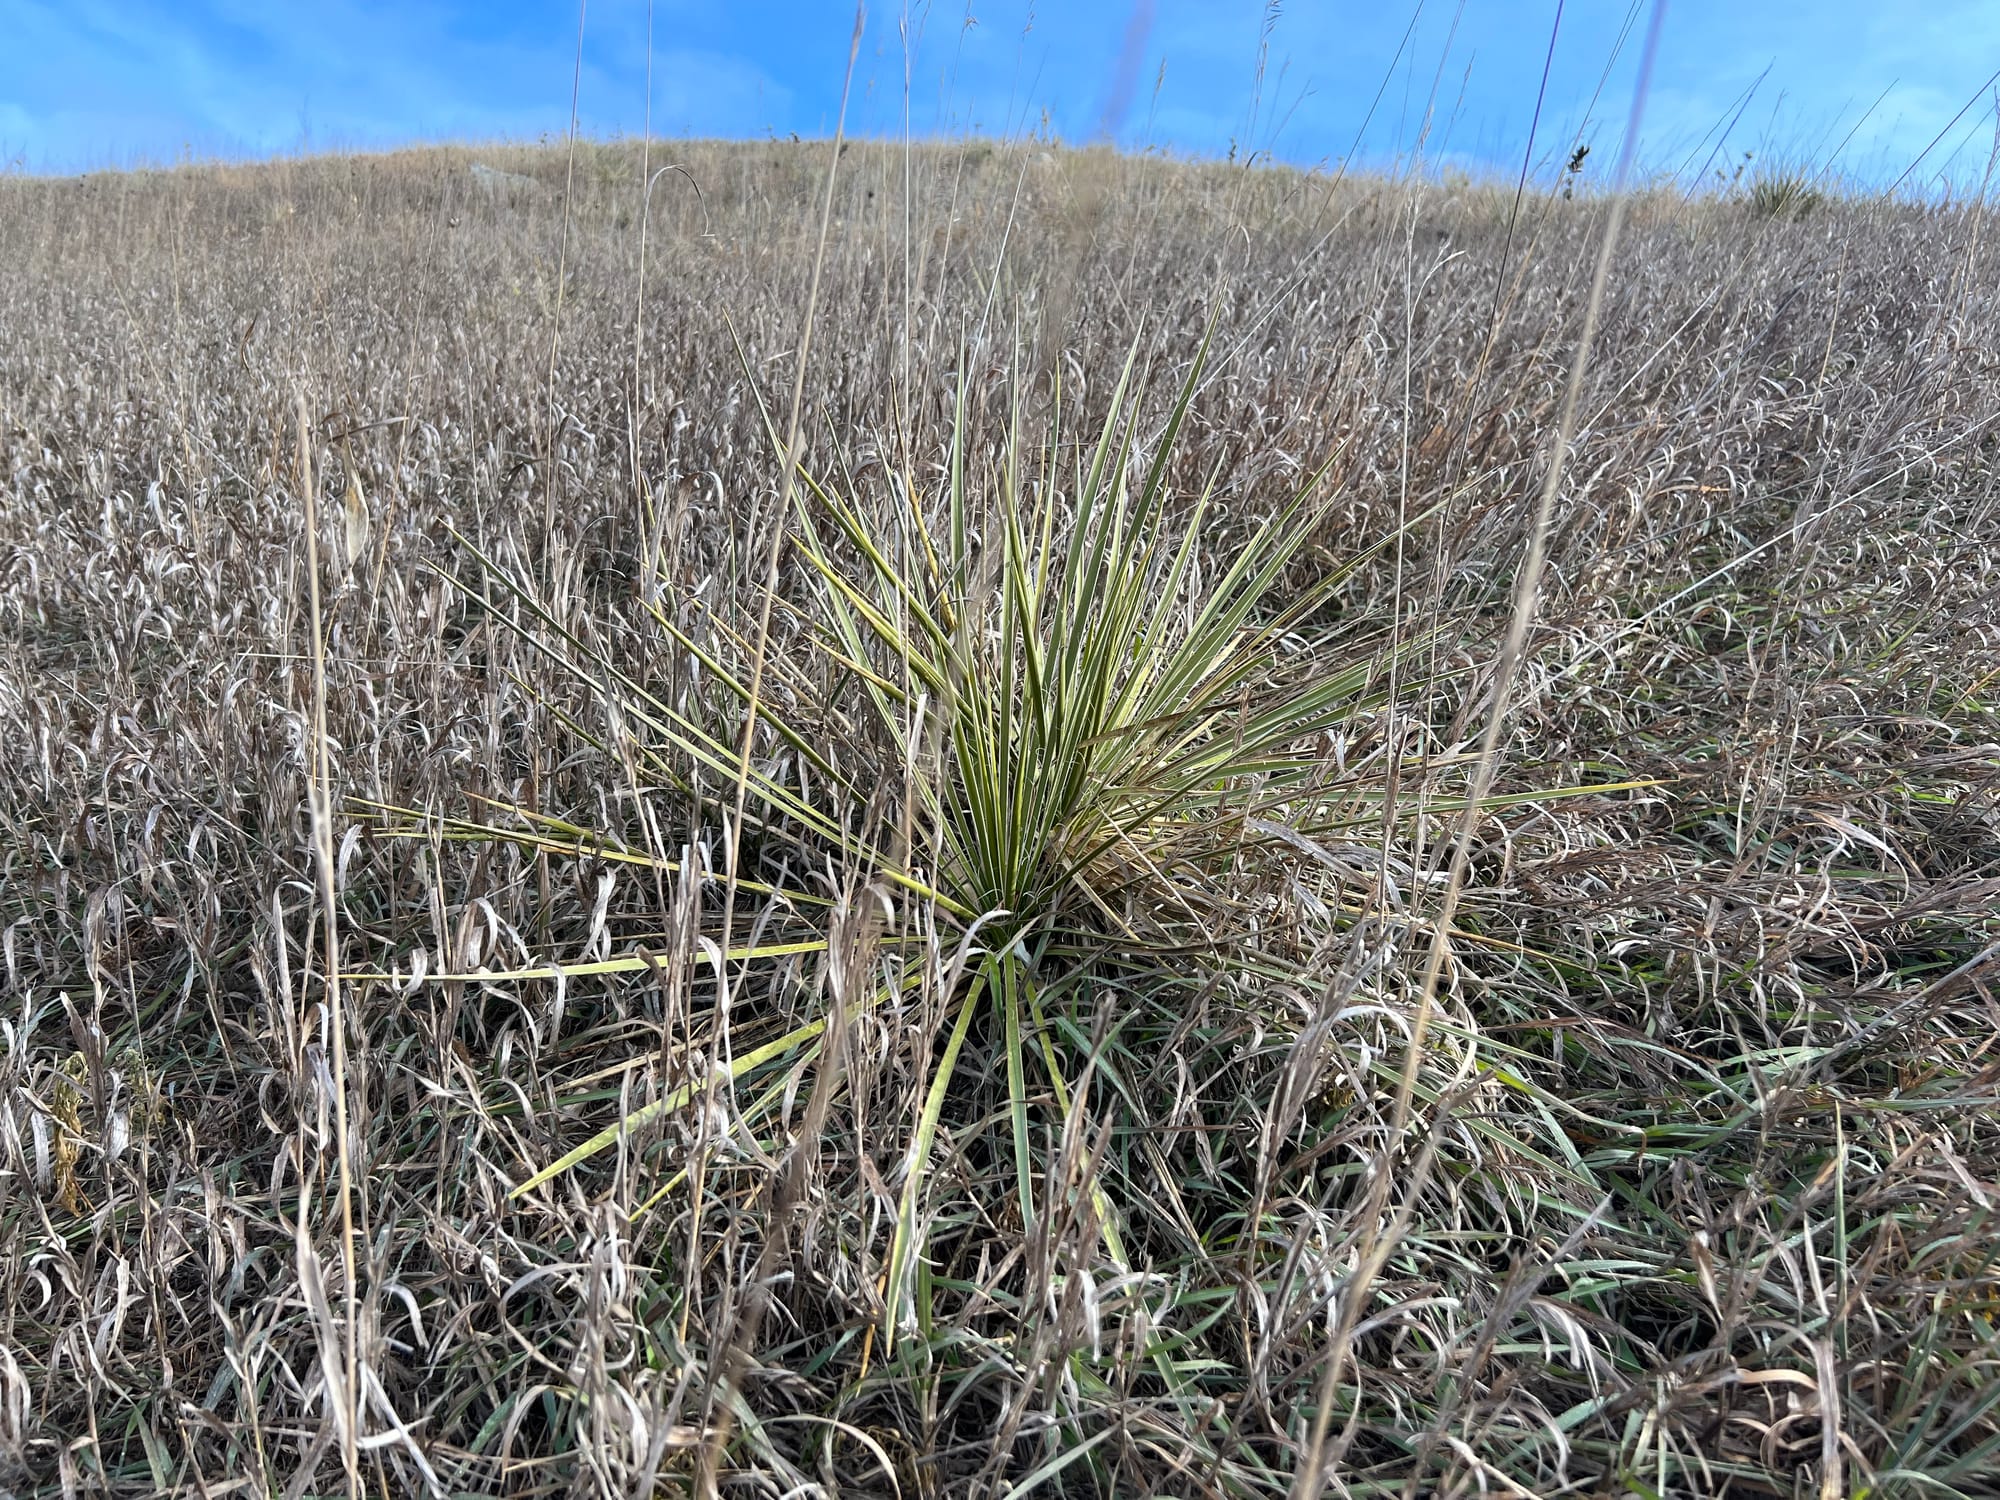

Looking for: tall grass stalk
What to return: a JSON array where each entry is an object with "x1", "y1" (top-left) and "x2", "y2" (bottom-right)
[
  {"x1": 698, "y1": 10, "x2": 865, "y2": 1489},
  {"x1": 295, "y1": 390, "x2": 361, "y2": 1496},
  {"x1": 1301, "y1": 6, "x2": 1663, "y2": 1483}
]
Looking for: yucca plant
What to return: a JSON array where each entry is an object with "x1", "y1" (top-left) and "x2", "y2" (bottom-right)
[
  {"x1": 1748, "y1": 170, "x2": 1825, "y2": 219},
  {"x1": 778, "y1": 338, "x2": 1427, "y2": 1310},
  {"x1": 797, "y1": 340, "x2": 1398, "y2": 942},
  {"x1": 376, "y1": 332, "x2": 1437, "y2": 1332}
]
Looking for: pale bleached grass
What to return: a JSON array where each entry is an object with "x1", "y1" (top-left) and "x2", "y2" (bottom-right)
[{"x1": 0, "y1": 141, "x2": 1996, "y2": 1496}]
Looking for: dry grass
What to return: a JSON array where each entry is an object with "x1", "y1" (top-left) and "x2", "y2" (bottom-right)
[{"x1": 1, "y1": 138, "x2": 1998, "y2": 1498}]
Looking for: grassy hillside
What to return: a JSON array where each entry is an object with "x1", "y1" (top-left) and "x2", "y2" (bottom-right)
[{"x1": 2, "y1": 139, "x2": 1997, "y2": 1497}]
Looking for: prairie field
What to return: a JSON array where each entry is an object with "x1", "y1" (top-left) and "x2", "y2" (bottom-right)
[{"x1": 2, "y1": 139, "x2": 1999, "y2": 1497}]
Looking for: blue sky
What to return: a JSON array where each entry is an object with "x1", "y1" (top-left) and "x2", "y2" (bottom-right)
[{"x1": 6, "y1": 1, "x2": 1998, "y2": 190}]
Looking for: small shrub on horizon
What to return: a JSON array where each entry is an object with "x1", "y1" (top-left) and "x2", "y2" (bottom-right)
[{"x1": 1749, "y1": 168, "x2": 1826, "y2": 219}]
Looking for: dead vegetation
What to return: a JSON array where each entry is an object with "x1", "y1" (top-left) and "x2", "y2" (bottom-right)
[{"x1": 1, "y1": 138, "x2": 1998, "y2": 1497}]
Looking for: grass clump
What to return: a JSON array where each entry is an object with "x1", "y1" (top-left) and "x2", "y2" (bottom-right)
[{"x1": 1748, "y1": 168, "x2": 1827, "y2": 218}]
